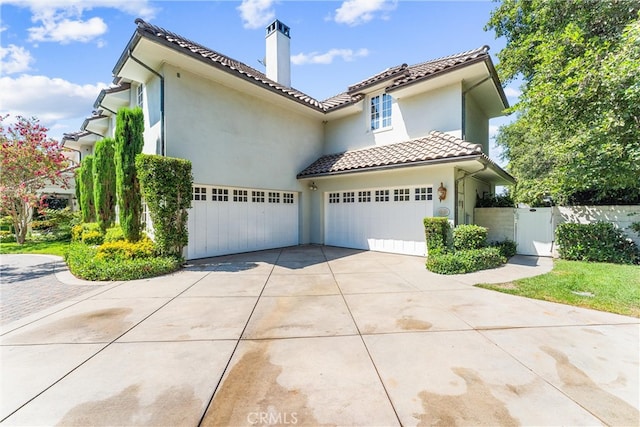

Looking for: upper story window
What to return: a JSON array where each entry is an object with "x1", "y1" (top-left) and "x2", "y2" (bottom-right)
[
  {"x1": 136, "y1": 84, "x2": 144, "y2": 109},
  {"x1": 371, "y1": 93, "x2": 392, "y2": 131}
]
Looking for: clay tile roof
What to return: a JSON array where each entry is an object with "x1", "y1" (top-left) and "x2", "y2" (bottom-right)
[
  {"x1": 388, "y1": 46, "x2": 489, "y2": 91},
  {"x1": 297, "y1": 131, "x2": 483, "y2": 178},
  {"x1": 133, "y1": 19, "x2": 328, "y2": 112},
  {"x1": 347, "y1": 63, "x2": 409, "y2": 94}
]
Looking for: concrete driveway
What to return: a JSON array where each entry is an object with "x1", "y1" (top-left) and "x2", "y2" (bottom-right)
[{"x1": 1, "y1": 246, "x2": 638, "y2": 426}]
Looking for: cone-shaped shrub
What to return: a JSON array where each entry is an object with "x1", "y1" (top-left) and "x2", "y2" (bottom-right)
[{"x1": 93, "y1": 137, "x2": 116, "y2": 232}]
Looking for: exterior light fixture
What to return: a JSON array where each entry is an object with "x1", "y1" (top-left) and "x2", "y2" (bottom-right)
[
  {"x1": 437, "y1": 182, "x2": 447, "y2": 202},
  {"x1": 309, "y1": 182, "x2": 318, "y2": 191}
]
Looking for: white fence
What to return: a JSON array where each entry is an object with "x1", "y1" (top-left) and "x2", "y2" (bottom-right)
[{"x1": 475, "y1": 205, "x2": 640, "y2": 256}]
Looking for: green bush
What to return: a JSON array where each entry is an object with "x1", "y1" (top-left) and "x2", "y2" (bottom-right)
[
  {"x1": 72, "y1": 222, "x2": 103, "y2": 244},
  {"x1": 556, "y1": 222, "x2": 640, "y2": 264},
  {"x1": 136, "y1": 154, "x2": 193, "y2": 257},
  {"x1": 104, "y1": 226, "x2": 125, "y2": 243},
  {"x1": 0, "y1": 230, "x2": 15, "y2": 243},
  {"x1": 93, "y1": 137, "x2": 117, "y2": 232},
  {"x1": 489, "y1": 239, "x2": 518, "y2": 258},
  {"x1": 426, "y1": 247, "x2": 506, "y2": 274},
  {"x1": 453, "y1": 224, "x2": 488, "y2": 251},
  {"x1": 96, "y1": 238, "x2": 156, "y2": 261},
  {"x1": 423, "y1": 217, "x2": 451, "y2": 256},
  {"x1": 65, "y1": 242, "x2": 180, "y2": 281}
]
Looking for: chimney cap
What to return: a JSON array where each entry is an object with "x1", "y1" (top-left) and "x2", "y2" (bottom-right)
[{"x1": 266, "y1": 19, "x2": 290, "y2": 38}]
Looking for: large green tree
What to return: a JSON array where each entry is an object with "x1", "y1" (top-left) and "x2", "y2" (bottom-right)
[
  {"x1": 115, "y1": 107, "x2": 144, "y2": 242},
  {"x1": 93, "y1": 137, "x2": 116, "y2": 232},
  {"x1": 487, "y1": 0, "x2": 640, "y2": 205}
]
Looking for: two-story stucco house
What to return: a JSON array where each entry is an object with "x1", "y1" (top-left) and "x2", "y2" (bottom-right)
[{"x1": 63, "y1": 18, "x2": 514, "y2": 260}]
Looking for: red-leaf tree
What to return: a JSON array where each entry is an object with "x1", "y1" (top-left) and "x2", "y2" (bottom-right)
[{"x1": 0, "y1": 115, "x2": 70, "y2": 244}]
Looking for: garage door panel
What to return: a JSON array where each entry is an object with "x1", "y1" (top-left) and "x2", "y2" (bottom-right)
[
  {"x1": 325, "y1": 186, "x2": 432, "y2": 256},
  {"x1": 187, "y1": 187, "x2": 298, "y2": 260}
]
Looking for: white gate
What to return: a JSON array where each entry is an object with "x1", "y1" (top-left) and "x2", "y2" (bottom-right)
[{"x1": 514, "y1": 207, "x2": 554, "y2": 256}]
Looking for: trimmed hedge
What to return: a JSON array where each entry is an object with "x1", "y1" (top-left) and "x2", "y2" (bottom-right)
[
  {"x1": 424, "y1": 218, "x2": 513, "y2": 274},
  {"x1": 96, "y1": 237, "x2": 155, "y2": 261},
  {"x1": 136, "y1": 154, "x2": 193, "y2": 257},
  {"x1": 556, "y1": 222, "x2": 639, "y2": 264},
  {"x1": 65, "y1": 242, "x2": 180, "y2": 281},
  {"x1": 426, "y1": 247, "x2": 506, "y2": 275},
  {"x1": 453, "y1": 224, "x2": 488, "y2": 251}
]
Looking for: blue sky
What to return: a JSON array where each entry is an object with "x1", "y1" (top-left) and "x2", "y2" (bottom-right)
[{"x1": 0, "y1": 0, "x2": 521, "y2": 160}]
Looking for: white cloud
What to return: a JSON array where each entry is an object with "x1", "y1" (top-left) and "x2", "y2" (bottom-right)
[
  {"x1": 5, "y1": 0, "x2": 157, "y2": 44},
  {"x1": 237, "y1": 0, "x2": 276, "y2": 30},
  {"x1": 0, "y1": 44, "x2": 35, "y2": 74},
  {"x1": 504, "y1": 86, "x2": 522, "y2": 98},
  {"x1": 29, "y1": 16, "x2": 108, "y2": 44},
  {"x1": 292, "y1": 48, "x2": 369, "y2": 65},
  {"x1": 0, "y1": 74, "x2": 107, "y2": 125},
  {"x1": 334, "y1": 0, "x2": 397, "y2": 26}
]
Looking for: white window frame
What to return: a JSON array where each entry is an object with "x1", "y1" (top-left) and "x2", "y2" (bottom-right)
[
  {"x1": 136, "y1": 84, "x2": 144, "y2": 109},
  {"x1": 370, "y1": 92, "x2": 392, "y2": 131}
]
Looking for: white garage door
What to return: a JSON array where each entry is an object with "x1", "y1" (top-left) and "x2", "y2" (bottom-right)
[
  {"x1": 325, "y1": 186, "x2": 433, "y2": 256},
  {"x1": 187, "y1": 186, "x2": 298, "y2": 259}
]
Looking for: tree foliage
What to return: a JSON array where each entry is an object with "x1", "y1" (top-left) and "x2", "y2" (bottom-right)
[
  {"x1": 487, "y1": 0, "x2": 640, "y2": 205},
  {"x1": 93, "y1": 137, "x2": 116, "y2": 232},
  {"x1": 0, "y1": 115, "x2": 70, "y2": 243},
  {"x1": 78, "y1": 155, "x2": 95, "y2": 223},
  {"x1": 114, "y1": 107, "x2": 144, "y2": 242},
  {"x1": 136, "y1": 154, "x2": 193, "y2": 257}
]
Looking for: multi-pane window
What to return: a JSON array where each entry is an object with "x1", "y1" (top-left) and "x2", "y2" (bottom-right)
[
  {"x1": 375, "y1": 189, "x2": 389, "y2": 202},
  {"x1": 358, "y1": 191, "x2": 371, "y2": 202},
  {"x1": 212, "y1": 188, "x2": 228, "y2": 201},
  {"x1": 283, "y1": 193, "x2": 294, "y2": 204},
  {"x1": 268, "y1": 192, "x2": 280, "y2": 203},
  {"x1": 233, "y1": 189, "x2": 248, "y2": 202},
  {"x1": 343, "y1": 191, "x2": 355, "y2": 203},
  {"x1": 137, "y1": 84, "x2": 144, "y2": 109},
  {"x1": 371, "y1": 93, "x2": 392, "y2": 130},
  {"x1": 192, "y1": 186, "x2": 206, "y2": 201},
  {"x1": 329, "y1": 193, "x2": 340, "y2": 204},
  {"x1": 394, "y1": 188, "x2": 410, "y2": 201},
  {"x1": 415, "y1": 187, "x2": 433, "y2": 201},
  {"x1": 252, "y1": 191, "x2": 265, "y2": 203}
]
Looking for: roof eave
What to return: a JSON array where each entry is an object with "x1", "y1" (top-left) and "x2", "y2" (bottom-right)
[{"x1": 297, "y1": 154, "x2": 485, "y2": 179}]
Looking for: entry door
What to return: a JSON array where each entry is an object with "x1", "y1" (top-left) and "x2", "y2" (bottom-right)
[
  {"x1": 515, "y1": 207, "x2": 554, "y2": 256},
  {"x1": 324, "y1": 186, "x2": 433, "y2": 256}
]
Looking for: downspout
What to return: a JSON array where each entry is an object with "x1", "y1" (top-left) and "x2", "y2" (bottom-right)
[
  {"x1": 127, "y1": 50, "x2": 165, "y2": 156},
  {"x1": 461, "y1": 76, "x2": 491, "y2": 140},
  {"x1": 454, "y1": 162, "x2": 489, "y2": 225}
]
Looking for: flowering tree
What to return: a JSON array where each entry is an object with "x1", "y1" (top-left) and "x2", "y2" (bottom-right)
[{"x1": 0, "y1": 115, "x2": 70, "y2": 244}]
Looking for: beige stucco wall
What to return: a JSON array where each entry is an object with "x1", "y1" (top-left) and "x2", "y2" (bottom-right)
[
  {"x1": 474, "y1": 207, "x2": 516, "y2": 242},
  {"x1": 323, "y1": 83, "x2": 462, "y2": 154},
  {"x1": 464, "y1": 93, "x2": 489, "y2": 153}
]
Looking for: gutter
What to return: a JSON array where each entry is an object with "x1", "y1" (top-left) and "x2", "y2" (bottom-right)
[{"x1": 127, "y1": 50, "x2": 166, "y2": 156}]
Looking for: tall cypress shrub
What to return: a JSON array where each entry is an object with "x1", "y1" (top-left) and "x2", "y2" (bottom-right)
[
  {"x1": 93, "y1": 137, "x2": 116, "y2": 232},
  {"x1": 79, "y1": 155, "x2": 95, "y2": 223},
  {"x1": 115, "y1": 107, "x2": 144, "y2": 242}
]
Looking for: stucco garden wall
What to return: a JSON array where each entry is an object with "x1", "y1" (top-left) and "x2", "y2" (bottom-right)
[
  {"x1": 474, "y1": 207, "x2": 515, "y2": 242},
  {"x1": 475, "y1": 205, "x2": 640, "y2": 247}
]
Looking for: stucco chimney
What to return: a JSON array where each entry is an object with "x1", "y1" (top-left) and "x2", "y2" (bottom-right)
[{"x1": 265, "y1": 19, "x2": 291, "y2": 87}]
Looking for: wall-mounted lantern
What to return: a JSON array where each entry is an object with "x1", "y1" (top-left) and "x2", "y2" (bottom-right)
[
  {"x1": 437, "y1": 182, "x2": 447, "y2": 202},
  {"x1": 309, "y1": 182, "x2": 318, "y2": 191}
]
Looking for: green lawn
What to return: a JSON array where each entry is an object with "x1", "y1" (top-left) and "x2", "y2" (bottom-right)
[
  {"x1": 0, "y1": 240, "x2": 70, "y2": 257},
  {"x1": 478, "y1": 260, "x2": 640, "y2": 317}
]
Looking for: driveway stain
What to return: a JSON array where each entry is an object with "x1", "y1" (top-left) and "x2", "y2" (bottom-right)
[
  {"x1": 541, "y1": 346, "x2": 639, "y2": 426},
  {"x1": 201, "y1": 341, "x2": 333, "y2": 426},
  {"x1": 396, "y1": 316, "x2": 432, "y2": 331},
  {"x1": 414, "y1": 367, "x2": 519, "y2": 426},
  {"x1": 58, "y1": 384, "x2": 201, "y2": 426},
  {"x1": 5, "y1": 308, "x2": 133, "y2": 343}
]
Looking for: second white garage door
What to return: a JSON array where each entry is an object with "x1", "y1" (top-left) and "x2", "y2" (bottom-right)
[
  {"x1": 325, "y1": 186, "x2": 434, "y2": 256},
  {"x1": 187, "y1": 186, "x2": 298, "y2": 260}
]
